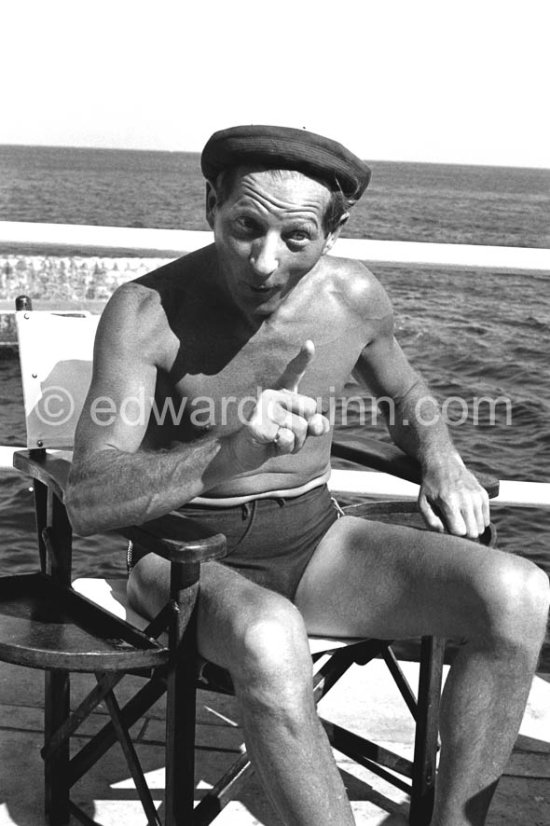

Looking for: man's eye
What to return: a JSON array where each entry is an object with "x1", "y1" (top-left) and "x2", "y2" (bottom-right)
[
  {"x1": 287, "y1": 230, "x2": 311, "y2": 244},
  {"x1": 235, "y1": 217, "x2": 259, "y2": 233}
]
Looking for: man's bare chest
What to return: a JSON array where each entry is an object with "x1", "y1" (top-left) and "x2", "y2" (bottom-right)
[{"x1": 153, "y1": 305, "x2": 367, "y2": 440}]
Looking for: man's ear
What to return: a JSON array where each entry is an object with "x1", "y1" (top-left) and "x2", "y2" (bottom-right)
[
  {"x1": 322, "y1": 212, "x2": 349, "y2": 255},
  {"x1": 205, "y1": 181, "x2": 218, "y2": 229}
]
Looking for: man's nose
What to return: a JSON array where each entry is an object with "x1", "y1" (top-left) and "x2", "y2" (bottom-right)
[{"x1": 250, "y1": 233, "x2": 279, "y2": 277}]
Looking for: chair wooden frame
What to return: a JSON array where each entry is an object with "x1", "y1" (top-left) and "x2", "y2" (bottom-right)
[
  {"x1": 10, "y1": 447, "x2": 226, "y2": 826},
  {"x1": 4, "y1": 295, "x2": 499, "y2": 825}
]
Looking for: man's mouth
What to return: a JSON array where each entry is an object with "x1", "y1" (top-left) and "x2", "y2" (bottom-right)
[{"x1": 249, "y1": 284, "x2": 279, "y2": 293}]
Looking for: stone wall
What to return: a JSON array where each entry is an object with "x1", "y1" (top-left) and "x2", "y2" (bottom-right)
[
  {"x1": 0, "y1": 255, "x2": 172, "y2": 303},
  {"x1": 0, "y1": 255, "x2": 173, "y2": 348}
]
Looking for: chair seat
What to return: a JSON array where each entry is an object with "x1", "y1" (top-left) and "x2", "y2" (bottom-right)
[
  {"x1": 73, "y1": 576, "x2": 151, "y2": 630},
  {"x1": 0, "y1": 573, "x2": 168, "y2": 671},
  {"x1": 73, "y1": 576, "x2": 367, "y2": 656}
]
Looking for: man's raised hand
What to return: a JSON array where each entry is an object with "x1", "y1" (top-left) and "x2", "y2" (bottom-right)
[
  {"x1": 269, "y1": 340, "x2": 330, "y2": 452},
  {"x1": 231, "y1": 341, "x2": 330, "y2": 468},
  {"x1": 275, "y1": 339, "x2": 316, "y2": 393}
]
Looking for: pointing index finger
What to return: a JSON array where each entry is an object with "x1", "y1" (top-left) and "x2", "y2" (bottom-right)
[{"x1": 276, "y1": 340, "x2": 315, "y2": 392}]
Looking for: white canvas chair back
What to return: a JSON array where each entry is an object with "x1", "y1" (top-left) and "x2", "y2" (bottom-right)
[
  {"x1": 15, "y1": 305, "x2": 149, "y2": 626},
  {"x1": 15, "y1": 309, "x2": 100, "y2": 450}
]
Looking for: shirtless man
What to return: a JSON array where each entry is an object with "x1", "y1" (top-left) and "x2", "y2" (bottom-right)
[{"x1": 66, "y1": 125, "x2": 549, "y2": 826}]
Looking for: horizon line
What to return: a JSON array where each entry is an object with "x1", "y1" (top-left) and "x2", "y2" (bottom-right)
[{"x1": 1, "y1": 142, "x2": 549, "y2": 173}]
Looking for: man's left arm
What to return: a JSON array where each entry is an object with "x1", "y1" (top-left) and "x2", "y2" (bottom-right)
[{"x1": 353, "y1": 311, "x2": 490, "y2": 539}]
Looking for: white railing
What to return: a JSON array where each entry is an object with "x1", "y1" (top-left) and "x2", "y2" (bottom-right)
[
  {"x1": 1, "y1": 221, "x2": 549, "y2": 510},
  {"x1": 2, "y1": 220, "x2": 550, "y2": 271}
]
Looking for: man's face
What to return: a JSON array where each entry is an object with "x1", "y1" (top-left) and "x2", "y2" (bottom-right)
[{"x1": 208, "y1": 168, "x2": 338, "y2": 318}]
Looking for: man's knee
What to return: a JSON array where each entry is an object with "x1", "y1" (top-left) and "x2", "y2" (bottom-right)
[
  {"x1": 127, "y1": 554, "x2": 169, "y2": 619},
  {"x1": 469, "y1": 553, "x2": 549, "y2": 655},
  {"x1": 228, "y1": 596, "x2": 313, "y2": 710}
]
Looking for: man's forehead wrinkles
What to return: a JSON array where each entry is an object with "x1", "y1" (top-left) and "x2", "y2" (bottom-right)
[
  {"x1": 235, "y1": 196, "x2": 321, "y2": 220},
  {"x1": 235, "y1": 179, "x2": 327, "y2": 219}
]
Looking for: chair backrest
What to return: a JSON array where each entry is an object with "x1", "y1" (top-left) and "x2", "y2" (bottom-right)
[{"x1": 16, "y1": 308, "x2": 100, "y2": 450}]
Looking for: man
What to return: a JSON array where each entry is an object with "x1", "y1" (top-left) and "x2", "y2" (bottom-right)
[{"x1": 67, "y1": 125, "x2": 549, "y2": 826}]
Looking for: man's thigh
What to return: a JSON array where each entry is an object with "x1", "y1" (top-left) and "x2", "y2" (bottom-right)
[
  {"x1": 128, "y1": 555, "x2": 307, "y2": 670},
  {"x1": 294, "y1": 515, "x2": 514, "y2": 640}
]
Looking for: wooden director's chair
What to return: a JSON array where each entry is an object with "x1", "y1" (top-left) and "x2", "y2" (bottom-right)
[{"x1": 3, "y1": 295, "x2": 499, "y2": 826}]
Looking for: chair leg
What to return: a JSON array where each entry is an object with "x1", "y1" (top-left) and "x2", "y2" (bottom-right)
[
  {"x1": 44, "y1": 670, "x2": 71, "y2": 826},
  {"x1": 102, "y1": 688, "x2": 162, "y2": 826},
  {"x1": 164, "y1": 633, "x2": 197, "y2": 826},
  {"x1": 33, "y1": 479, "x2": 48, "y2": 573},
  {"x1": 409, "y1": 636, "x2": 445, "y2": 826},
  {"x1": 40, "y1": 485, "x2": 74, "y2": 824},
  {"x1": 164, "y1": 562, "x2": 201, "y2": 826}
]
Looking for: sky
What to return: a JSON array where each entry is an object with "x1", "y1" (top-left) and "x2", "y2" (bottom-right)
[{"x1": 1, "y1": 0, "x2": 549, "y2": 168}]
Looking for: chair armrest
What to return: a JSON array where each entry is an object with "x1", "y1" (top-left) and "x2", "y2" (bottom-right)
[
  {"x1": 13, "y1": 449, "x2": 71, "y2": 502},
  {"x1": 331, "y1": 436, "x2": 422, "y2": 483},
  {"x1": 121, "y1": 515, "x2": 226, "y2": 565},
  {"x1": 331, "y1": 436, "x2": 500, "y2": 499},
  {"x1": 13, "y1": 449, "x2": 226, "y2": 566}
]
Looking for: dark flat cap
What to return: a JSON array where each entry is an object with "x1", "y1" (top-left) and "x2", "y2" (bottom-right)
[{"x1": 201, "y1": 125, "x2": 371, "y2": 201}]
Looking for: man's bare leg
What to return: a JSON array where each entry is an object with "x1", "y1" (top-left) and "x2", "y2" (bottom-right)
[
  {"x1": 295, "y1": 516, "x2": 550, "y2": 826},
  {"x1": 129, "y1": 558, "x2": 355, "y2": 826}
]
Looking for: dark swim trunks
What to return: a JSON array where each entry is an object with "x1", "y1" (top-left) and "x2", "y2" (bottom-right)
[{"x1": 129, "y1": 484, "x2": 339, "y2": 600}]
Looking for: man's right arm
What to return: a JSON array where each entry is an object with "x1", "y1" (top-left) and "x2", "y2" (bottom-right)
[
  {"x1": 66, "y1": 287, "x2": 328, "y2": 536},
  {"x1": 65, "y1": 284, "x2": 237, "y2": 535}
]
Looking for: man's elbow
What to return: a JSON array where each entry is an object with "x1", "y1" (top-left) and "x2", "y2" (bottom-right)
[{"x1": 65, "y1": 482, "x2": 103, "y2": 537}]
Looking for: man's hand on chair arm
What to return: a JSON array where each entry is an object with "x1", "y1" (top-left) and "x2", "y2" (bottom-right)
[
  {"x1": 417, "y1": 449, "x2": 490, "y2": 539},
  {"x1": 386, "y1": 385, "x2": 490, "y2": 540},
  {"x1": 353, "y1": 314, "x2": 490, "y2": 541}
]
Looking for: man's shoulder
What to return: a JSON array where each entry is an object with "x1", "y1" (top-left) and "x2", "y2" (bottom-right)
[
  {"x1": 102, "y1": 279, "x2": 163, "y2": 327},
  {"x1": 96, "y1": 276, "x2": 172, "y2": 364},
  {"x1": 320, "y1": 255, "x2": 393, "y2": 319}
]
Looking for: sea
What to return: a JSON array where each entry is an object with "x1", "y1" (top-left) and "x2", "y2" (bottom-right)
[{"x1": 0, "y1": 145, "x2": 549, "y2": 669}]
